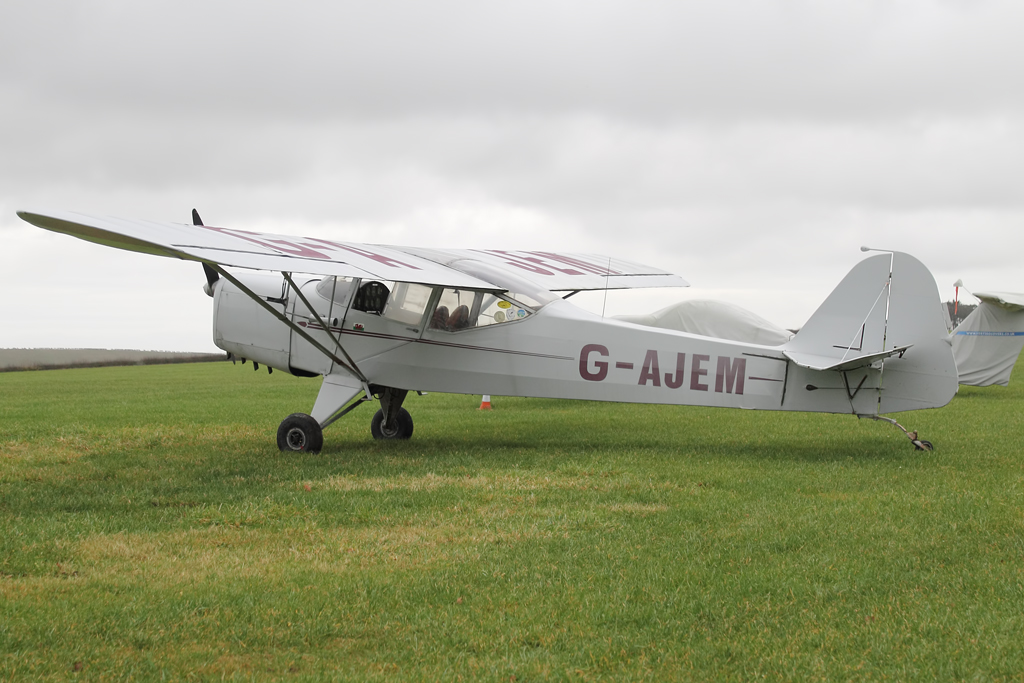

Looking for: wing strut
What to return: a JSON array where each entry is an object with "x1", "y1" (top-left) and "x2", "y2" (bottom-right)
[
  {"x1": 280, "y1": 271, "x2": 367, "y2": 382},
  {"x1": 209, "y1": 264, "x2": 367, "y2": 383}
]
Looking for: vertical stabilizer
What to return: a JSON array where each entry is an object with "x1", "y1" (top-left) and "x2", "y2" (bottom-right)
[{"x1": 785, "y1": 252, "x2": 957, "y2": 414}]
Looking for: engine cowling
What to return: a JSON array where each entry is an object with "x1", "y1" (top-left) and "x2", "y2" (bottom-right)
[{"x1": 212, "y1": 272, "x2": 292, "y2": 371}]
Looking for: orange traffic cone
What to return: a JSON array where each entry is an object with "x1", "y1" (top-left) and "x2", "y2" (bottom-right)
[{"x1": 478, "y1": 395, "x2": 492, "y2": 410}]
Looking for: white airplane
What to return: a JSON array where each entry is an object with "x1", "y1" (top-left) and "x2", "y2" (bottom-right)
[
  {"x1": 18, "y1": 210, "x2": 959, "y2": 452},
  {"x1": 949, "y1": 286, "x2": 1024, "y2": 387}
]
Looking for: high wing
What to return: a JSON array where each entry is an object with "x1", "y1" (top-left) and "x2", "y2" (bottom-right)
[
  {"x1": 17, "y1": 210, "x2": 688, "y2": 291},
  {"x1": 392, "y1": 247, "x2": 689, "y2": 291},
  {"x1": 17, "y1": 210, "x2": 498, "y2": 289}
]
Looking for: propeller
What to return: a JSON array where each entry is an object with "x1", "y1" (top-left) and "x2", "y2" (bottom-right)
[{"x1": 194, "y1": 208, "x2": 220, "y2": 297}]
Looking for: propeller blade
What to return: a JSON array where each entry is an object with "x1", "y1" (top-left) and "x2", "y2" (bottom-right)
[
  {"x1": 193, "y1": 209, "x2": 221, "y2": 296},
  {"x1": 203, "y1": 262, "x2": 220, "y2": 285},
  {"x1": 193, "y1": 208, "x2": 222, "y2": 296},
  {"x1": 202, "y1": 262, "x2": 220, "y2": 297}
]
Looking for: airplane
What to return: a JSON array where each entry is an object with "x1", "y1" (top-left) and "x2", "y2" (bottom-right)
[
  {"x1": 17, "y1": 209, "x2": 959, "y2": 452},
  {"x1": 949, "y1": 286, "x2": 1024, "y2": 387}
]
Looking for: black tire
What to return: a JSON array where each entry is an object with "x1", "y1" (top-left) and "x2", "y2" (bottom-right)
[
  {"x1": 277, "y1": 413, "x2": 324, "y2": 453},
  {"x1": 370, "y1": 408, "x2": 414, "y2": 440},
  {"x1": 915, "y1": 439, "x2": 934, "y2": 452}
]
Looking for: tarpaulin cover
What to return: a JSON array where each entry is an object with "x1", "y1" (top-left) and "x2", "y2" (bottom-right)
[
  {"x1": 615, "y1": 299, "x2": 794, "y2": 346},
  {"x1": 972, "y1": 291, "x2": 1024, "y2": 310},
  {"x1": 951, "y1": 299, "x2": 1024, "y2": 386}
]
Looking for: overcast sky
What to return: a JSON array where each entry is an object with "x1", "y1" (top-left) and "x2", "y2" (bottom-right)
[{"x1": 2, "y1": 0, "x2": 1022, "y2": 351}]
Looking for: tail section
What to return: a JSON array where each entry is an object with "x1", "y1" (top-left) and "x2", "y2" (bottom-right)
[{"x1": 784, "y1": 252, "x2": 958, "y2": 414}]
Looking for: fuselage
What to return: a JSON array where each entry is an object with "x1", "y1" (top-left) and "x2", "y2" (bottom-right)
[{"x1": 211, "y1": 271, "x2": 952, "y2": 416}]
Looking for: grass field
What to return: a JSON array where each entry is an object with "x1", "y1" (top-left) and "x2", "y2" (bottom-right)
[{"x1": 1, "y1": 361, "x2": 1022, "y2": 680}]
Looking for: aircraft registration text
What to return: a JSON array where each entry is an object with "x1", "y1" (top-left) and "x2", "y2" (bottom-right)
[{"x1": 579, "y1": 344, "x2": 746, "y2": 394}]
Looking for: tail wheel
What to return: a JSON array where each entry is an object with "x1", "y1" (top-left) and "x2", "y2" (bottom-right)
[
  {"x1": 277, "y1": 413, "x2": 324, "y2": 453},
  {"x1": 371, "y1": 408, "x2": 414, "y2": 440}
]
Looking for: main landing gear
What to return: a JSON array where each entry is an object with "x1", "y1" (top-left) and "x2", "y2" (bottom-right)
[
  {"x1": 276, "y1": 385, "x2": 414, "y2": 452},
  {"x1": 370, "y1": 387, "x2": 413, "y2": 440},
  {"x1": 371, "y1": 408, "x2": 414, "y2": 440},
  {"x1": 277, "y1": 413, "x2": 324, "y2": 453}
]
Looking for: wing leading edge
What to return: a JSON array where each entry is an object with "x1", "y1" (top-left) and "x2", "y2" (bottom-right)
[
  {"x1": 18, "y1": 210, "x2": 498, "y2": 289},
  {"x1": 18, "y1": 210, "x2": 689, "y2": 292},
  {"x1": 393, "y1": 246, "x2": 688, "y2": 291}
]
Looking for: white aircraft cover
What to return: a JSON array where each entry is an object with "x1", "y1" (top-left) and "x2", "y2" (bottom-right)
[
  {"x1": 951, "y1": 294, "x2": 1024, "y2": 387},
  {"x1": 972, "y1": 291, "x2": 1024, "y2": 310},
  {"x1": 18, "y1": 210, "x2": 688, "y2": 293},
  {"x1": 614, "y1": 299, "x2": 794, "y2": 346}
]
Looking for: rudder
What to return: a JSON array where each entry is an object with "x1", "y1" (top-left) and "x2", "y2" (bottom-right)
[{"x1": 784, "y1": 252, "x2": 957, "y2": 413}]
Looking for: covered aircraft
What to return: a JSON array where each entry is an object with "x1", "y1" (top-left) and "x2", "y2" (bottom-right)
[
  {"x1": 951, "y1": 289, "x2": 1024, "y2": 387},
  {"x1": 18, "y1": 210, "x2": 959, "y2": 452},
  {"x1": 615, "y1": 299, "x2": 794, "y2": 346}
]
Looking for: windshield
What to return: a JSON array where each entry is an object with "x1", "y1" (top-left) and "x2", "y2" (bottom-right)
[
  {"x1": 383, "y1": 282, "x2": 433, "y2": 325},
  {"x1": 315, "y1": 276, "x2": 356, "y2": 306},
  {"x1": 448, "y1": 259, "x2": 558, "y2": 309},
  {"x1": 429, "y1": 289, "x2": 532, "y2": 332}
]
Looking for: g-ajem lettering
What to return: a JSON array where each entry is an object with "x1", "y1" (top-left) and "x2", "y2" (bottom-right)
[{"x1": 579, "y1": 344, "x2": 746, "y2": 394}]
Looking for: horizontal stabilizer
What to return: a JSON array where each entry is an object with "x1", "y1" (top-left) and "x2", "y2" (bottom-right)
[{"x1": 784, "y1": 345, "x2": 912, "y2": 372}]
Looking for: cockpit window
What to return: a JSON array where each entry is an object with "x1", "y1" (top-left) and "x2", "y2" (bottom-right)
[
  {"x1": 315, "y1": 276, "x2": 356, "y2": 306},
  {"x1": 429, "y1": 288, "x2": 532, "y2": 332},
  {"x1": 448, "y1": 259, "x2": 558, "y2": 310},
  {"x1": 352, "y1": 281, "x2": 391, "y2": 314},
  {"x1": 382, "y1": 282, "x2": 433, "y2": 325}
]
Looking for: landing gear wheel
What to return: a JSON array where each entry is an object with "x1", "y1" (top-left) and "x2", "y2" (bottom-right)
[
  {"x1": 856, "y1": 414, "x2": 935, "y2": 452},
  {"x1": 277, "y1": 413, "x2": 324, "y2": 453},
  {"x1": 371, "y1": 408, "x2": 414, "y2": 440}
]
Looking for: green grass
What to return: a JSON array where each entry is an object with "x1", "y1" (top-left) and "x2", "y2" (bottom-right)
[{"x1": 1, "y1": 362, "x2": 1023, "y2": 681}]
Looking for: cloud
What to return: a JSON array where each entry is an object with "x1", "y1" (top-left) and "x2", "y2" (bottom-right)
[
  {"x1": 2, "y1": 1, "x2": 1023, "y2": 349},
  {"x1": 4, "y1": 1, "x2": 1024, "y2": 121}
]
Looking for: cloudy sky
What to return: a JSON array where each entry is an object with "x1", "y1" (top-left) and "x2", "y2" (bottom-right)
[{"x1": 2, "y1": 0, "x2": 1022, "y2": 351}]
